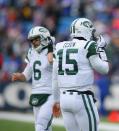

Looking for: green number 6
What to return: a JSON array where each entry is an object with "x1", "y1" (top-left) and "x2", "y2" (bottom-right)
[{"x1": 33, "y1": 61, "x2": 41, "y2": 80}]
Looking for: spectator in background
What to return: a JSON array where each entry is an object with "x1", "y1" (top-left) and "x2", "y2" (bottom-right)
[{"x1": 0, "y1": 50, "x2": 3, "y2": 70}]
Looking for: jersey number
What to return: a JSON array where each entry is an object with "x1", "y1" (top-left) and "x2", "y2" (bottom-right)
[
  {"x1": 57, "y1": 49, "x2": 78, "y2": 75},
  {"x1": 33, "y1": 61, "x2": 41, "y2": 80}
]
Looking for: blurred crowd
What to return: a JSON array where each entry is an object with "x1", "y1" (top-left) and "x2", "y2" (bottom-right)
[{"x1": 0, "y1": 0, "x2": 119, "y2": 92}]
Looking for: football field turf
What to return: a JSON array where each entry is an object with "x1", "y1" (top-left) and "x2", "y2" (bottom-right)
[
  {"x1": 0, "y1": 119, "x2": 107, "y2": 131},
  {"x1": 0, "y1": 111, "x2": 119, "y2": 131},
  {"x1": 0, "y1": 119, "x2": 65, "y2": 131}
]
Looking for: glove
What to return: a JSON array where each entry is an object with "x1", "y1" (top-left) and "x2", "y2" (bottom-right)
[
  {"x1": 48, "y1": 36, "x2": 55, "y2": 45},
  {"x1": 96, "y1": 35, "x2": 108, "y2": 61},
  {"x1": 96, "y1": 35, "x2": 108, "y2": 49},
  {"x1": 97, "y1": 47, "x2": 108, "y2": 61},
  {"x1": 50, "y1": 36, "x2": 55, "y2": 44},
  {"x1": 53, "y1": 102, "x2": 61, "y2": 117}
]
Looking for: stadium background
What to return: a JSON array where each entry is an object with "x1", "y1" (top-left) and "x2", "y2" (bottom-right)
[{"x1": 0, "y1": 0, "x2": 119, "y2": 130}]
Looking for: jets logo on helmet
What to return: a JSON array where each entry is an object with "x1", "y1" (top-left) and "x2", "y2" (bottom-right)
[
  {"x1": 70, "y1": 18, "x2": 96, "y2": 41},
  {"x1": 39, "y1": 27, "x2": 48, "y2": 33},
  {"x1": 80, "y1": 21, "x2": 93, "y2": 28}
]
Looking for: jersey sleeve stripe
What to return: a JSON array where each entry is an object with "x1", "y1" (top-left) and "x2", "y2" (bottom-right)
[
  {"x1": 84, "y1": 41, "x2": 92, "y2": 49},
  {"x1": 25, "y1": 55, "x2": 30, "y2": 63}
]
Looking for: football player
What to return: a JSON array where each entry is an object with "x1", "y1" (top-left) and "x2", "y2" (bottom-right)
[
  {"x1": 52, "y1": 18, "x2": 109, "y2": 131},
  {"x1": 12, "y1": 26, "x2": 55, "y2": 131}
]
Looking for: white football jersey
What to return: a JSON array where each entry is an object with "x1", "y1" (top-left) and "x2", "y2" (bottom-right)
[
  {"x1": 54, "y1": 38, "x2": 97, "y2": 89},
  {"x1": 25, "y1": 48, "x2": 52, "y2": 94}
]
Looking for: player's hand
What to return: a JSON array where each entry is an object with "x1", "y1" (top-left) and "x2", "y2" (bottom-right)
[
  {"x1": 11, "y1": 73, "x2": 25, "y2": 81},
  {"x1": 53, "y1": 102, "x2": 61, "y2": 117},
  {"x1": 96, "y1": 35, "x2": 108, "y2": 48}
]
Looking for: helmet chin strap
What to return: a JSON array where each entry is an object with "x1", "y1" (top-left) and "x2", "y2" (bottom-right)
[
  {"x1": 32, "y1": 40, "x2": 43, "y2": 53},
  {"x1": 35, "y1": 45, "x2": 44, "y2": 53},
  {"x1": 34, "y1": 40, "x2": 48, "y2": 53}
]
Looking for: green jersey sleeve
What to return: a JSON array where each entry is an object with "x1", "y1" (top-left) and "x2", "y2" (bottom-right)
[{"x1": 84, "y1": 41, "x2": 97, "y2": 58}]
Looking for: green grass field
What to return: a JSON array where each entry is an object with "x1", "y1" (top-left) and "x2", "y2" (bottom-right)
[
  {"x1": 0, "y1": 119, "x2": 66, "y2": 131},
  {"x1": 1, "y1": 119, "x2": 116, "y2": 131},
  {"x1": 0, "y1": 119, "x2": 109, "y2": 131}
]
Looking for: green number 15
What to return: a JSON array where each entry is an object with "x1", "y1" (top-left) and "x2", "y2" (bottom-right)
[{"x1": 57, "y1": 49, "x2": 78, "y2": 75}]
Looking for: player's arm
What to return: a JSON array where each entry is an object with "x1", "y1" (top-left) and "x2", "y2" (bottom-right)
[
  {"x1": 52, "y1": 54, "x2": 61, "y2": 117},
  {"x1": 52, "y1": 56, "x2": 59, "y2": 102},
  {"x1": 12, "y1": 63, "x2": 32, "y2": 81},
  {"x1": 86, "y1": 41, "x2": 109, "y2": 74},
  {"x1": 12, "y1": 49, "x2": 32, "y2": 82},
  {"x1": 12, "y1": 72, "x2": 26, "y2": 81},
  {"x1": 47, "y1": 43, "x2": 53, "y2": 63},
  {"x1": 89, "y1": 52, "x2": 109, "y2": 74}
]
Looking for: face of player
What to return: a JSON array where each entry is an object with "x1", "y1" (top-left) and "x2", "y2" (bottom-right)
[{"x1": 30, "y1": 37, "x2": 41, "y2": 49}]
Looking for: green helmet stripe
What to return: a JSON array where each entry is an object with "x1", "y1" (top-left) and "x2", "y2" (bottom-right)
[
  {"x1": 84, "y1": 41, "x2": 91, "y2": 49},
  {"x1": 72, "y1": 18, "x2": 80, "y2": 33}
]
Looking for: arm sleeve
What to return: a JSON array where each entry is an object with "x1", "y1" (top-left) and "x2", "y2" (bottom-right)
[
  {"x1": 52, "y1": 57, "x2": 60, "y2": 103},
  {"x1": 89, "y1": 54, "x2": 109, "y2": 74},
  {"x1": 22, "y1": 63, "x2": 32, "y2": 81},
  {"x1": 47, "y1": 44, "x2": 53, "y2": 53},
  {"x1": 86, "y1": 40, "x2": 109, "y2": 74}
]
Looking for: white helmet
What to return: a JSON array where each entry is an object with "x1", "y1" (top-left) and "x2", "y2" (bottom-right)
[
  {"x1": 70, "y1": 18, "x2": 96, "y2": 41},
  {"x1": 28, "y1": 26, "x2": 55, "y2": 52}
]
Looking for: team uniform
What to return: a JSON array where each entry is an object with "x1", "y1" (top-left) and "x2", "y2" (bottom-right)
[
  {"x1": 11, "y1": 26, "x2": 55, "y2": 131},
  {"x1": 23, "y1": 46, "x2": 53, "y2": 131},
  {"x1": 52, "y1": 37, "x2": 109, "y2": 131}
]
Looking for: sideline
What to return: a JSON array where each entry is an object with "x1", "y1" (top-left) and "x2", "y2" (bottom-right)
[{"x1": 0, "y1": 111, "x2": 119, "y2": 131}]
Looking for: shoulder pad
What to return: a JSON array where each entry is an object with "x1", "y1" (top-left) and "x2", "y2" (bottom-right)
[
  {"x1": 84, "y1": 40, "x2": 96, "y2": 50},
  {"x1": 85, "y1": 41, "x2": 97, "y2": 58}
]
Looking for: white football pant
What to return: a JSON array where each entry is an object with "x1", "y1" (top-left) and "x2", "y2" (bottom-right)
[
  {"x1": 60, "y1": 91, "x2": 100, "y2": 131},
  {"x1": 33, "y1": 95, "x2": 53, "y2": 131}
]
